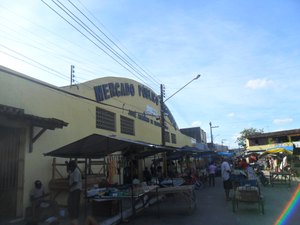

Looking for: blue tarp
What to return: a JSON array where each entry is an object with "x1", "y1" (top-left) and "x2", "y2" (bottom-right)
[{"x1": 217, "y1": 151, "x2": 235, "y2": 157}]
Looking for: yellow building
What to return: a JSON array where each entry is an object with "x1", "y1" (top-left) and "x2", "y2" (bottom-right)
[
  {"x1": 0, "y1": 65, "x2": 194, "y2": 219},
  {"x1": 246, "y1": 129, "x2": 300, "y2": 153}
]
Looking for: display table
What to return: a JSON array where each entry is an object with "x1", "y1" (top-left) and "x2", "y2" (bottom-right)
[
  {"x1": 89, "y1": 185, "x2": 158, "y2": 221},
  {"x1": 269, "y1": 172, "x2": 291, "y2": 187},
  {"x1": 149, "y1": 185, "x2": 197, "y2": 214}
]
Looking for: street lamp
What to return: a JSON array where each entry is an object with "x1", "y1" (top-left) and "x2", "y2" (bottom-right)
[
  {"x1": 160, "y1": 74, "x2": 201, "y2": 177},
  {"x1": 209, "y1": 121, "x2": 219, "y2": 150},
  {"x1": 160, "y1": 74, "x2": 201, "y2": 146},
  {"x1": 164, "y1": 74, "x2": 201, "y2": 103},
  {"x1": 221, "y1": 139, "x2": 227, "y2": 151}
]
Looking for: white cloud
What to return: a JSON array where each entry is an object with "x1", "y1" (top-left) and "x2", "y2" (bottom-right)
[
  {"x1": 273, "y1": 118, "x2": 293, "y2": 125},
  {"x1": 191, "y1": 121, "x2": 202, "y2": 127},
  {"x1": 245, "y1": 78, "x2": 275, "y2": 89},
  {"x1": 227, "y1": 112, "x2": 235, "y2": 117}
]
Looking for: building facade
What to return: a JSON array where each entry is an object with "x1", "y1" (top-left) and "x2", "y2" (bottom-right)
[
  {"x1": 0, "y1": 65, "x2": 194, "y2": 219},
  {"x1": 180, "y1": 127, "x2": 207, "y2": 144},
  {"x1": 246, "y1": 128, "x2": 300, "y2": 153}
]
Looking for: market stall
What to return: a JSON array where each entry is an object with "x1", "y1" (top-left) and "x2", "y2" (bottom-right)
[
  {"x1": 269, "y1": 171, "x2": 292, "y2": 187},
  {"x1": 87, "y1": 184, "x2": 158, "y2": 221},
  {"x1": 44, "y1": 133, "x2": 176, "y2": 222},
  {"x1": 149, "y1": 184, "x2": 197, "y2": 214}
]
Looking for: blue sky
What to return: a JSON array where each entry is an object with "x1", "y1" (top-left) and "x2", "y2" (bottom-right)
[{"x1": 0, "y1": 0, "x2": 300, "y2": 148}]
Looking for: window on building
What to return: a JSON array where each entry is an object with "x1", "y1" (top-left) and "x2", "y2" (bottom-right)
[
  {"x1": 171, "y1": 133, "x2": 177, "y2": 144},
  {"x1": 96, "y1": 107, "x2": 116, "y2": 131},
  {"x1": 248, "y1": 137, "x2": 268, "y2": 146},
  {"x1": 272, "y1": 136, "x2": 289, "y2": 143},
  {"x1": 165, "y1": 131, "x2": 170, "y2": 143},
  {"x1": 291, "y1": 136, "x2": 300, "y2": 142},
  {"x1": 120, "y1": 115, "x2": 135, "y2": 135}
]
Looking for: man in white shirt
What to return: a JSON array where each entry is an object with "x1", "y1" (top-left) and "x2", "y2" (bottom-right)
[
  {"x1": 221, "y1": 158, "x2": 232, "y2": 201},
  {"x1": 208, "y1": 162, "x2": 217, "y2": 187},
  {"x1": 67, "y1": 160, "x2": 82, "y2": 225}
]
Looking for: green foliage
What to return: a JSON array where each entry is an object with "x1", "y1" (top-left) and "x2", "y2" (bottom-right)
[{"x1": 236, "y1": 128, "x2": 264, "y2": 148}]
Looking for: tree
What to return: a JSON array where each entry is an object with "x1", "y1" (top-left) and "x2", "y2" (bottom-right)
[{"x1": 236, "y1": 128, "x2": 264, "y2": 148}]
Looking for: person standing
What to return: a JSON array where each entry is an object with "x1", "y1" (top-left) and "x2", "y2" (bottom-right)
[
  {"x1": 143, "y1": 167, "x2": 152, "y2": 184},
  {"x1": 208, "y1": 162, "x2": 217, "y2": 187},
  {"x1": 67, "y1": 160, "x2": 82, "y2": 225},
  {"x1": 221, "y1": 158, "x2": 232, "y2": 201}
]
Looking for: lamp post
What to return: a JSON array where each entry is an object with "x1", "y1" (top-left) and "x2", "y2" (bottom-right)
[
  {"x1": 209, "y1": 121, "x2": 219, "y2": 150},
  {"x1": 160, "y1": 74, "x2": 201, "y2": 177},
  {"x1": 160, "y1": 74, "x2": 201, "y2": 146},
  {"x1": 221, "y1": 139, "x2": 227, "y2": 151}
]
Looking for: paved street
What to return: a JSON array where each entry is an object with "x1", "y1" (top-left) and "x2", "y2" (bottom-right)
[
  {"x1": 120, "y1": 177, "x2": 300, "y2": 225},
  {"x1": 5, "y1": 176, "x2": 300, "y2": 225}
]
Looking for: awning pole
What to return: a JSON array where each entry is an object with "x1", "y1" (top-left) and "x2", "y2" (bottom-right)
[{"x1": 84, "y1": 158, "x2": 88, "y2": 218}]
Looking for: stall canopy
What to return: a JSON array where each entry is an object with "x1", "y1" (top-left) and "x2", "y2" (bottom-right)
[
  {"x1": 259, "y1": 147, "x2": 293, "y2": 158},
  {"x1": 178, "y1": 146, "x2": 218, "y2": 159},
  {"x1": 217, "y1": 151, "x2": 235, "y2": 157},
  {"x1": 44, "y1": 133, "x2": 174, "y2": 159}
]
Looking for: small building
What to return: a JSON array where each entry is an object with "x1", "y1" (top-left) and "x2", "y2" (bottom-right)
[
  {"x1": 245, "y1": 128, "x2": 300, "y2": 153},
  {"x1": 180, "y1": 127, "x2": 207, "y2": 144}
]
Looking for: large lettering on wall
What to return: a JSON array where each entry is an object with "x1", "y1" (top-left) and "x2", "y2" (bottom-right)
[
  {"x1": 94, "y1": 82, "x2": 159, "y2": 105},
  {"x1": 94, "y1": 82, "x2": 135, "y2": 101},
  {"x1": 94, "y1": 81, "x2": 178, "y2": 129}
]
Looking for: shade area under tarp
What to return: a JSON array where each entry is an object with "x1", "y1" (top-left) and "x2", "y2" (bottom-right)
[{"x1": 44, "y1": 133, "x2": 173, "y2": 159}]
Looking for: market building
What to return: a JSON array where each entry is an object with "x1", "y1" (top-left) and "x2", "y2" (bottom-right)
[{"x1": 0, "y1": 65, "x2": 199, "y2": 220}]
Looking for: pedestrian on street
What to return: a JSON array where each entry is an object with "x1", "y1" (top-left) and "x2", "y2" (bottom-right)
[
  {"x1": 208, "y1": 162, "x2": 217, "y2": 187},
  {"x1": 221, "y1": 158, "x2": 232, "y2": 201}
]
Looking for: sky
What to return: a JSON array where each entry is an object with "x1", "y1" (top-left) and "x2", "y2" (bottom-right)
[{"x1": 0, "y1": 0, "x2": 300, "y2": 149}]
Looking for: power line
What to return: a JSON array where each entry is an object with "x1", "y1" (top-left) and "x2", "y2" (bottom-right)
[
  {"x1": 69, "y1": 0, "x2": 161, "y2": 88},
  {"x1": 42, "y1": 0, "x2": 155, "y2": 90},
  {"x1": 0, "y1": 44, "x2": 70, "y2": 81},
  {"x1": 0, "y1": 1, "x2": 161, "y2": 93}
]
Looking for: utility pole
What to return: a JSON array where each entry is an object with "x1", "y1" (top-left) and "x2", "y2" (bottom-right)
[
  {"x1": 70, "y1": 65, "x2": 75, "y2": 86},
  {"x1": 209, "y1": 121, "x2": 219, "y2": 150},
  {"x1": 160, "y1": 75, "x2": 201, "y2": 177},
  {"x1": 160, "y1": 84, "x2": 166, "y2": 146},
  {"x1": 221, "y1": 139, "x2": 226, "y2": 151}
]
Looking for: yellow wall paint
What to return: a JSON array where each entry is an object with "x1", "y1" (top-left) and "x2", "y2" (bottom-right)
[{"x1": 0, "y1": 66, "x2": 193, "y2": 215}]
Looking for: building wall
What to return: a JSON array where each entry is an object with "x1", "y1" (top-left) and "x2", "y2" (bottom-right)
[
  {"x1": 0, "y1": 66, "x2": 193, "y2": 216},
  {"x1": 246, "y1": 129, "x2": 300, "y2": 152},
  {"x1": 180, "y1": 127, "x2": 207, "y2": 144}
]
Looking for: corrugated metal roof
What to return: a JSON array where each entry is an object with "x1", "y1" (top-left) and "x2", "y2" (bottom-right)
[{"x1": 0, "y1": 104, "x2": 68, "y2": 129}]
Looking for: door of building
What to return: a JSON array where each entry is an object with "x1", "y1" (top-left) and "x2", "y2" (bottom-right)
[{"x1": 0, "y1": 126, "x2": 21, "y2": 220}]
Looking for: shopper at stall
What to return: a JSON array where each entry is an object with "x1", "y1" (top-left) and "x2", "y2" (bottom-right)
[
  {"x1": 221, "y1": 158, "x2": 232, "y2": 201},
  {"x1": 30, "y1": 180, "x2": 48, "y2": 219},
  {"x1": 67, "y1": 160, "x2": 82, "y2": 225},
  {"x1": 239, "y1": 158, "x2": 248, "y2": 170},
  {"x1": 208, "y1": 162, "x2": 217, "y2": 187},
  {"x1": 246, "y1": 164, "x2": 256, "y2": 180},
  {"x1": 280, "y1": 155, "x2": 288, "y2": 171},
  {"x1": 143, "y1": 167, "x2": 152, "y2": 184}
]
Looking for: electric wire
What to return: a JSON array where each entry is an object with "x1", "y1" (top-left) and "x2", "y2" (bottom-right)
[
  {"x1": 42, "y1": 0, "x2": 155, "y2": 90},
  {"x1": 69, "y1": 0, "x2": 161, "y2": 87},
  {"x1": 0, "y1": 44, "x2": 70, "y2": 81}
]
